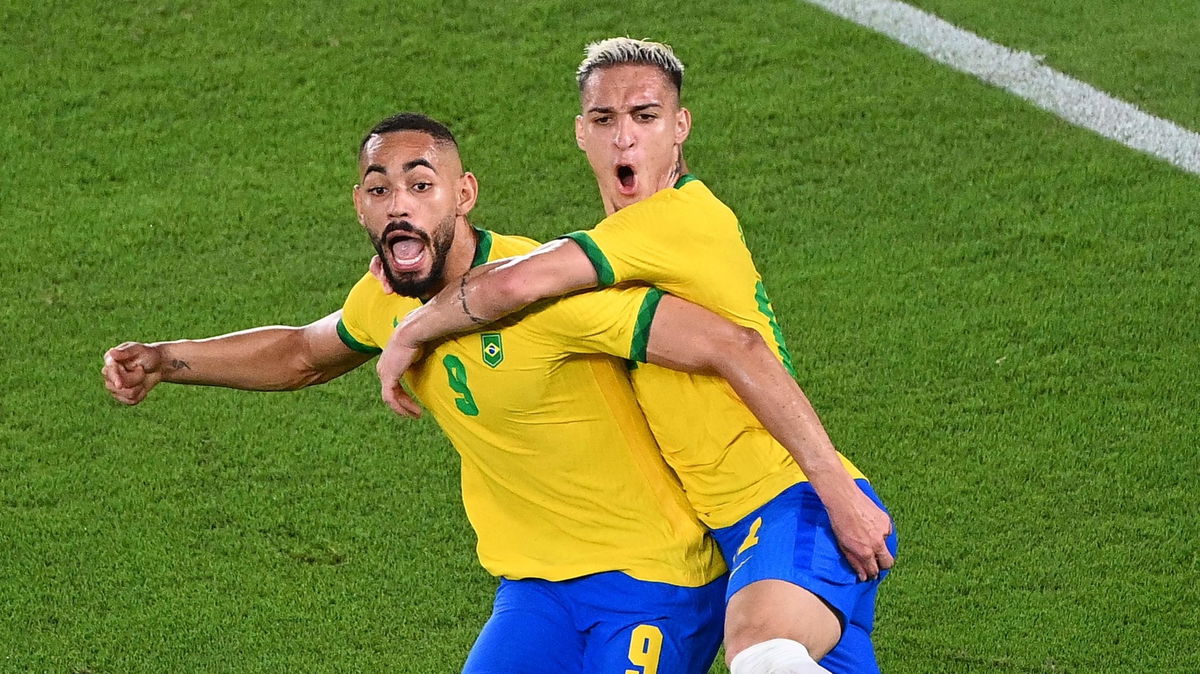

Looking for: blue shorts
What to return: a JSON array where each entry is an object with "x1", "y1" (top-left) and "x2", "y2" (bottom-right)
[
  {"x1": 462, "y1": 570, "x2": 726, "y2": 674},
  {"x1": 710, "y1": 479, "x2": 898, "y2": 674}
]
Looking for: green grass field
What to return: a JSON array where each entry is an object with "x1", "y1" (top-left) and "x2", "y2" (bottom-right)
[{"x1": 4, "y1": 1, "x2": 1198, "y2": 671}]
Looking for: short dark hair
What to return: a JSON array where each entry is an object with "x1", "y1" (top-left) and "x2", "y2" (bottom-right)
[{"x1": 359, "y1": 112, "x2": 458, "y2": 159}]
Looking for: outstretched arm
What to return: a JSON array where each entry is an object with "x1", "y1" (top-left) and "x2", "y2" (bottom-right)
[
  {"x1": 645, "y1": 295, "x2": 895, "y2": 581},
  {"x1": 102, "y1": 311, "x2": 372, "y2": 405},
  {"x1": 378, "y1": 239, "x2": 598, "y2": 416}
]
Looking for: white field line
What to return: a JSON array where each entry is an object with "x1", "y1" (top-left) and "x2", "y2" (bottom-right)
[{"x1": 804, "y1": 0, "x2": 1200, "y2": 175}]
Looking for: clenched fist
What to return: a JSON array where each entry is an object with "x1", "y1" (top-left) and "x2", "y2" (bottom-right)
[{"x1": 101, "y1": 342, "x2": 166, "y2": 405}]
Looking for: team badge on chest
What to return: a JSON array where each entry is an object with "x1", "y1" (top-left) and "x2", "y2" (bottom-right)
[{"x1": 481, "y1": 332, "x2": 504, "y2": 368}]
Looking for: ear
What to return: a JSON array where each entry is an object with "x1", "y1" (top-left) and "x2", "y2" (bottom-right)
[
  {"x1": 370, "y1": 255, "x2": 395, "y2": 295},
  {"x1": 575, "y1": 115, "x2": 586, "y2": 150},
  {"x1": 675, "y1": 107, "x2": 692, "y2": 146},
  {"x1": 352, "y1": 185, "x2": 366, "y2": 225},
  {"x1": 457, "y1": 172, "x2": 479, "y2": 216}
]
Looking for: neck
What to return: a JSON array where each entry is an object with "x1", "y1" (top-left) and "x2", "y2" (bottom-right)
[{"x1": 670, "y1": 155, "x2": 690, "y2": 187}]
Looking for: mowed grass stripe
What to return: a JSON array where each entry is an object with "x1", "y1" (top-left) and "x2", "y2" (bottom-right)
[
  {"x1": 906, "y1": 0, "x2": 1200, "y2": 134},
  {"x1": 804, "y1": 0, "x2": 1200, "y2": 174}
]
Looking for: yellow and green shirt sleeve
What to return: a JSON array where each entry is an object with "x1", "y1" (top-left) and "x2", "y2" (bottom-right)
[
  {"x1": 336, "y1": 272, "x2": 384, "y2": 355},
  {"x1": 532, "y1": 285, "x2": 666, "y2": 363}
]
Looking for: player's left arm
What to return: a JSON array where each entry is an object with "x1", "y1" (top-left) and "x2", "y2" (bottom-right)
[
  {"x1": 645, "y1": 295, "x2": 896, "y2": 581},
  {"x1": 377, "y1": 240, "x2": 598, "y2": 416}
]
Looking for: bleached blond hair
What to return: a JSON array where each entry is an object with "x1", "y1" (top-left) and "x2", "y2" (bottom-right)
[{"x1": 576, "y1": 37, "x2": 685, "y2": 95}]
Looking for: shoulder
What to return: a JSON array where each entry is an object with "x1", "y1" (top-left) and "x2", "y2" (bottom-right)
[
  {"x1": 343, "y1": 270, "x2": 421, "y2": 318},
  {"x1": 675, "y1": 178, "x2": 739, "y2": 225},
  {"x1": 482, "y1": 229, "x2": 542, "y2": 260},
  {"x1": 345, "y1": 270, "x2": 382, "y2": 303},
  {"x1": 603, "y1": 178, "x2": 737, "y2": 230},
  {"x1": 529, "y1": 283, "x2": 653, "y2": 326}
]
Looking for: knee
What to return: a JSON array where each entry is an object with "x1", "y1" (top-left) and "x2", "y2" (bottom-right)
[
  {"x1": 723, "y1": 583, "x2": 842, "y2": 663},
  {"x1": 724, "y1": 607, "x2": 777, "y2": 660}
]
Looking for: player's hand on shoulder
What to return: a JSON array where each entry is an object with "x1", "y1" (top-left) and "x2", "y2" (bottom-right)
[
  {"x1": 102, "y1": 342, "x2": 164, "y2": 405},
  {"x1": 369, "y1": 255, "x2": 395, "y2": 295}
]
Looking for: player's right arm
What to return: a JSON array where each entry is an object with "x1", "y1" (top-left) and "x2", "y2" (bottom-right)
[
  {"x1": 534, "y1": 284, "x2": 893, "y2": 580},
  {"x1": 102, "y1": 310, "x2": 373, "y2": 405},
  {"x1": 642, "y1": 295, "x2": 895, "y2": 581},
  {"x1": 378, "y1": 240, "x2": 597, "y2": 416}
]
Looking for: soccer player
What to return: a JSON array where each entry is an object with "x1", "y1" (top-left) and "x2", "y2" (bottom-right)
[
  {"x1": 375, "y1": 40, "x2": 898, "y2": 673},
  {"x1": 101, "y1": 112, "x2": 850, "y2": 673}
]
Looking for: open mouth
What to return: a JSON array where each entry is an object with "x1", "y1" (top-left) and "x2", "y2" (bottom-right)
[
  {"x1": 616, "y1": 164, "x2": 638, "y2": 195},
  {"x1": 384, "y1": 227, "x2": 428, "y2": 273}
]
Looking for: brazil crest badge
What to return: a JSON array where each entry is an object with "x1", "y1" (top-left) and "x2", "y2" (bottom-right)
[{"x1": 481, "y1": 333, "x2": 503, "y2": 368}]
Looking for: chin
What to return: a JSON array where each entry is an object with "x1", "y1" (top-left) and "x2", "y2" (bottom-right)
[
  {"x1": 607, "y1": 191, "x2": 636, "y2": 210},
  {"x1": 386, "y1": 268, "x2": 436, "y2": 297},
  {"x1": 618, "y1": 193, "x2": 649, "y2": 210}
]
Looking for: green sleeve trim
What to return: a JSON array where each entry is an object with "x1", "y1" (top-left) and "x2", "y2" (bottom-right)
[
  {"x1": 753, "y1": 281, "x2": 797, "y2": 377},
  {"x1": 673, "y1": 173, "x2": 698, "y2": 189},
  {"x1": 337, "y1": 318, "x2": 382, "y2": 355},
  {"x1": 558, "y1": 231, "x2": 615, "y2": 287},
  {"x1": 629, "y1": 287, "x2": 666, "y2": 363},
  {"x1": 471, "y1": 227, "x2": 493, "y2": 268}
]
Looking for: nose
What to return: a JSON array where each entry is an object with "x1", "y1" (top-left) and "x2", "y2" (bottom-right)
[
  {"x1": 613, "y1": 115, "x2": 635, "y2": 150},
  {"x1": 387, "y1": 190, "x2": 411, "y2": 219}
]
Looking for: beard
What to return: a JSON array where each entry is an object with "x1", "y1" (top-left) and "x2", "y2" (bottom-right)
[{"x1": 371, "y1": 215, "x2": 456, "y2": 298}]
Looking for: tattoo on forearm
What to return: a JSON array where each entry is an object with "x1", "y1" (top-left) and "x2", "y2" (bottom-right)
[
  {"x1": 459, "y1": 274, "x2": 488, "y2": 325},
  {"x1": 169, "y1": 359, "x2": 191, "y2": 372}
]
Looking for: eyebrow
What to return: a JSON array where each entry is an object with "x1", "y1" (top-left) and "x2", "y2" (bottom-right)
[
  {"x1": 402, "y1": 158, "x2": 437, "y2": 173},
  {"x1": 362, "y1": 158, "x2": 437, "y2": 179},
  {"x1": 587, "y1": 102, "x2": 663, "y2": 115}
]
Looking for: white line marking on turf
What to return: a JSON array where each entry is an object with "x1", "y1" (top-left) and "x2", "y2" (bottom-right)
[{"x1": 803, "y1": 0, "x2": 1200, "y2": 175}]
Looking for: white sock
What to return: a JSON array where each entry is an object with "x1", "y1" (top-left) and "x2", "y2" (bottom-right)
[{"x1": 728, "y1": 638, "x2": 831, "y2": 674}]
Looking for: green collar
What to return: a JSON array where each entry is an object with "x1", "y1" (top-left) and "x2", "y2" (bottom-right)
[
  {"x1": 418, "y1": 227, "x2": 492, "y2": 305},
  {"x1": 471, "y1": 226, "x2": 493, "y2": 268},
  {"x1": 674, "y1": 173, "x2": 698, "y2": 189}
]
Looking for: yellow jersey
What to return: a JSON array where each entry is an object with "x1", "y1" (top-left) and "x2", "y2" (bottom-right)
[
  {"x1": 338, "y1": 228, "x2": 724, "y2": 586},
  {"x1": 560, "y1": 175, "x2": 867, "y2": 528}
]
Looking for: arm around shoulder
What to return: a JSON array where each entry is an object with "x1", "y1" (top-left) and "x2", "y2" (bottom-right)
[
  {"x1": 642, "y1": 294, "x2": 766, "y2": 376},
  {"x1": 395, "y1": 238, "x2": 600, "y2": 347},
  {"x1": 376, "y1": 238, "x2": 600, "y2": 417}
]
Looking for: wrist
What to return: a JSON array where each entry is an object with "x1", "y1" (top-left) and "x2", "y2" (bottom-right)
[
  {"x1": 152, "y1": 341, "x2": 190, "y2": 382},
  {"x1": 804, "y1": 464, "x2": 859, "y2": 501}
]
